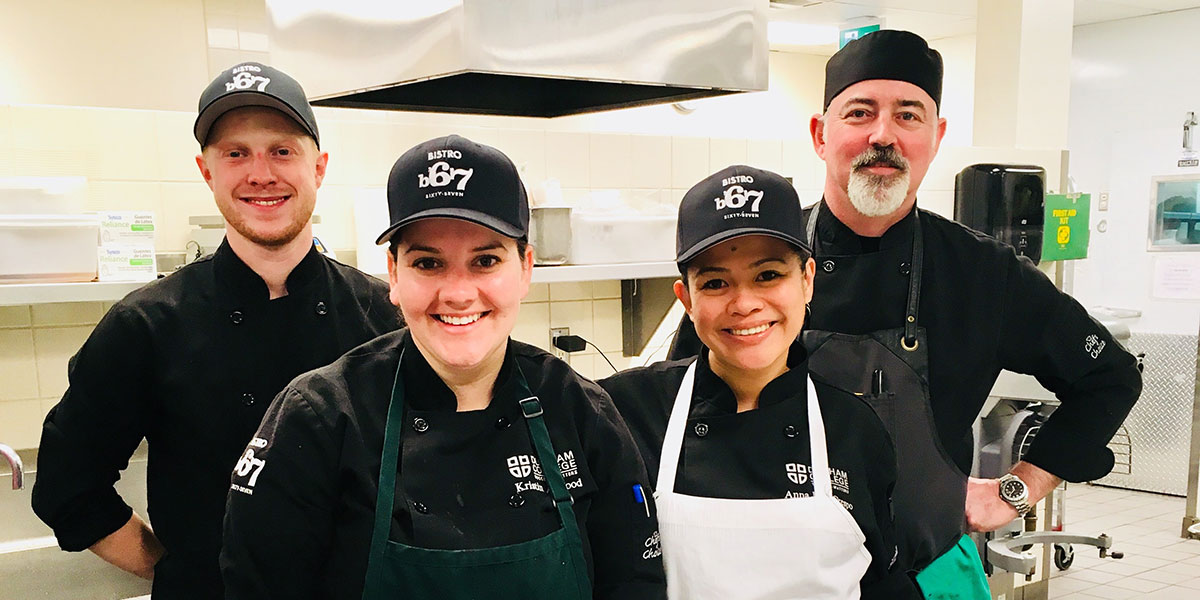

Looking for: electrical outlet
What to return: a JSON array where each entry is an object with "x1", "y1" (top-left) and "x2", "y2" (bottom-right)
[
  {"x1": 550, "y1": 327, "x2": 570, "y2": 358},
  {"x1": 1098, "y1": 192, "x2": 1110, "y2": 211}
]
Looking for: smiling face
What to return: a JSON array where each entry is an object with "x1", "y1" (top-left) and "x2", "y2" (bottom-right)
[
  {"x1": 675, "y1": 235, "x2": 815, "y2": 377},
  {"x1": 195, "y1": 106, "x2": 327, "y2": 249},
  {"x1": 811, "y1": 79, "x2": 946, "y2": 223},
  {"x1": 387, "y1": 218, "x2": 532, "y2": 374}
]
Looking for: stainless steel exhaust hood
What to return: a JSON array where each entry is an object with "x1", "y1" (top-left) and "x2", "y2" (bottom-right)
[{"x1": 265, "y1": 0, "x2": 768, "y2": 118}]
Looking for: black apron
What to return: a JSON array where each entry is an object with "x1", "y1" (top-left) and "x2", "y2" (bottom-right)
[
  {"x1": 361, "y1": 348, "x2": 592, "y2": 599},
  {"x1": 801, "y1": 203, "x2": 967, "y2": 571}
]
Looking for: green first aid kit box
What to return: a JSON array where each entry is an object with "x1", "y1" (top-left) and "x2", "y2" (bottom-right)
[{"x1": 1042, "y1": 194, "x2": 1090, "y2": 261}]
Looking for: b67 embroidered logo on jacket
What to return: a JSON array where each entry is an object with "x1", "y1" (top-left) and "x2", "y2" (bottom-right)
[{"x1": 231, "y1": 437, "x2": 269, "y2": 495}]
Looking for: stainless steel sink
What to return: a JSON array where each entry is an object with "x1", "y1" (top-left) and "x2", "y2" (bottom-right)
[{"x1": 1, "y1": 446, "x2": 151, "y2": 600}]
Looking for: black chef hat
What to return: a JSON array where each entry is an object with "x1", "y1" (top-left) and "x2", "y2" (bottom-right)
[
  {"x1": 676, "y1": 165, "x2": 811, "y2": 265},
  {"x1": 377, "y1": 134, "x2": 529, "y2": 245},
  {"x1": 823, "y1": 30, "x2": 943, "y2": 111},
  {"x1": 194, "y1": 62, "x2": 320, "y2": 148}
]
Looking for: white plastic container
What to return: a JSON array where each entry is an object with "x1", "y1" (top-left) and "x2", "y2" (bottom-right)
[
  {"x1": 0, "y1": 177, "x2": 88, "y2": 214},
  {"x1": 568, "y1": 213, "x2": 676, "y2": 265},
  {"x1": 0, "y1": 215, "x2": 100, "y2": 282}
]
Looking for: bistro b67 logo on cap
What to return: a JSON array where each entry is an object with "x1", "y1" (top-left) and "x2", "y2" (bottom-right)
[
  {"x1": 418, "y1": 153, "x2": 475, "y2": 194},
  {"x1": 676, "y1": 165, "x2": 811, "y2": 264},
  {"x1": 376, "y1": 134, "x2": 530, "y2": 245},
  {"x1": 226, "y1": 64, "x2": 271, "y2": 93}
]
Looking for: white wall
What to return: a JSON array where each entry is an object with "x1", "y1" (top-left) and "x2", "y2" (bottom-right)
[{"x1": 1069, "y1": 10, "x2": 1200, "y2": 335}]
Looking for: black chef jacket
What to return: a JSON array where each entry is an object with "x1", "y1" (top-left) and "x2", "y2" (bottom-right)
[
  {"x1": 670, "y1": 206, "x2": 1142, "y2": 483},
  {"x1": 220, "y1": 329, "x2": 666, "y2": 600},
  {"x1": 599, "y1": 343, "x2": 922, "y2": 600},
  {"x1": 32, "y1": 240, "x2": 402, "y2": 599}
]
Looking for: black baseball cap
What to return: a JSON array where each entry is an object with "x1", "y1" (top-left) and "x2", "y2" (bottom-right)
[
  {"x1": 676, "y1": 165, "x2": 810, "y2": 265},
  {"x1": 194, "y1": 62, "x2": 320, "y2": 147},
  {"x1": 376, "y1": 134, "x2": 529, "y2": 245},
  {"x1": 823, "y1": 29, "x2": 943, "y2": 111}
]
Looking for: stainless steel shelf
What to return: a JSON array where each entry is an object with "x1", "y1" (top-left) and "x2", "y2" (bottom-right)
[
  {"x1": 0, "y1": 281, "x2": 146, "y2": 306},
  {"x1": 0, "y1": 262, "x2": 680, "y2": 306}
]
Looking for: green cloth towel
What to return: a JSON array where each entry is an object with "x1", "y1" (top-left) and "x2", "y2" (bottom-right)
[{"x1": 915, "y1": 535, "x2": 992, "y2": 600}]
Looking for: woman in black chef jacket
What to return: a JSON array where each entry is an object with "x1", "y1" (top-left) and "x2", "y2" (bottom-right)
[
  {"x1": 598, "y1": 166, "x2": 920, "y2": 600},
  {"x1": 220, "y1": 135, "x2": 666, "y2": 600}
]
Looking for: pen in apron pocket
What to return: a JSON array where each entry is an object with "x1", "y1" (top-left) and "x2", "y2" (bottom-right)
[{"x1": 633, "y1": 484, "x2": 650, "y2": 518}]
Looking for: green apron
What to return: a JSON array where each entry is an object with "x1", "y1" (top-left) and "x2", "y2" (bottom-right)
[
  {"x1": 913, "y1": 534, "x2": 991, "y2": 600},
  {"x1": 361, "y1": 352, "x2": 592, "y2": 599}
]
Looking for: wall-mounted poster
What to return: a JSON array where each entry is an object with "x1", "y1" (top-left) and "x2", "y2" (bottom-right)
[{"x1": 1042, "y1": 193, "x2": 1090, "y2": 261}]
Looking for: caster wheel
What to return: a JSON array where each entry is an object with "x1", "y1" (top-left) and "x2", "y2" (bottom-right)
[{"x1": 1054, "y1": 544, "x2": 1074, "y2": 570}]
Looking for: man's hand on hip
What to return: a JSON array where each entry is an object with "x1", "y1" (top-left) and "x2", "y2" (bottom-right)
[{"x1": 966, "y1": 462, "x2": 1063, "y2": 532}]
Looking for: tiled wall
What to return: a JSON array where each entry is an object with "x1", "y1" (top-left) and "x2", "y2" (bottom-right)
[
  {"x1": 0, "y1": 302, "x2": 110, "y2": 449},
  {"x1": 0, "y1": 281, "x2": 639, "y2": 450}
]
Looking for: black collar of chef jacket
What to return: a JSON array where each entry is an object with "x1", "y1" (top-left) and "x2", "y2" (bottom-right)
[
  {"x1": 690, "y1": 340, "x2": 810, "y2": 416},
  {"x1": 212, "y1": 238, "x2": 326, "y2": 302},
  {"x1": 398, "y1": 330, "x2": 518, "y2": 413},
  {"x1": 814, "y1": 199, "x2": 917, "y2": 255}
]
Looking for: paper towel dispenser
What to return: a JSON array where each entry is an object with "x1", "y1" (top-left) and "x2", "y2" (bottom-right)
[{"x1": 954, "y1": 164, "x2": 1046, "y2": 265}]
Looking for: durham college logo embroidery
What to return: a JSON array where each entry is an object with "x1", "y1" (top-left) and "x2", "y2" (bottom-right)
[
  {"x1": 226, "y1": 64, "x2": 270, "y2": 92},
  {"x1": 507, "y1": 451, "x2": 585, "y2": 493},
  {"x1": 713, "y1": 174, "x2": 763, "y2": 220},
  {"x1": 507, "y1": 454, "x2": 543, "y2": 479},
  {"x1": 786, "y1": 462, "x2": 808, "y2": 485}
]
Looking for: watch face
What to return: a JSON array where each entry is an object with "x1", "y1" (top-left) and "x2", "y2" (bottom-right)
[{"x1": 1001, "y1": 479, "x2": 1027, "y2": 500}]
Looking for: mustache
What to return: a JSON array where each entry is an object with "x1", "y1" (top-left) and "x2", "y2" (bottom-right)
[{"x1": 851, "y1": 146, "x2": 909, "y2": 172}]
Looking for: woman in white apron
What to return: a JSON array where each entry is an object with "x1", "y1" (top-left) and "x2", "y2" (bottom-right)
[{"x1": 599, "y1": 166, "x2": 921, "y2": 599}]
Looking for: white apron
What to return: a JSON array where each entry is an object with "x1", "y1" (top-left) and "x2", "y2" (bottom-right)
[{"x1": 655, "y1": 362, "x2": 872, "y2": 600}]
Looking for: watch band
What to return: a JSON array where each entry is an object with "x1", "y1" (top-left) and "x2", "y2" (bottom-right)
[{"x1": 999, "y1": 473, "x2": 1032, "y2": 516}]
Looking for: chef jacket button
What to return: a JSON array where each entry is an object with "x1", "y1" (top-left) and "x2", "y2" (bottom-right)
[
  {"x1": 783, "y1": 424, "x2": 798, "y2": 438},
  {"x1": 495, "y1": 416, "x2": 511, "y2": 430},
  {"x1": 821, "y1": 260, "x2": 836, "y2": 273},
  {"x1": 694, "y1": 422, "x2": 709, "y2": 437},
  {"x1": 899, "y1": 262, "x2": 911, "y2": 275},
  {"x1": 229, "y1": 310, "x2": 244, "y2": 325},
  {"x1": 314, "y1": 301, "x2": 328, "y2": 316},
  {"x1": 412, "y1": 417, "x2": 430, "y2": 433},
  {"x1": 508, "y1": 493, "x2": 525, "y2": 508},
  {"x1": 241, "y1": 393, "x2": 255, "y2": 407},
  {"x1": 413, "y1": 501, "x2": 429, "y2": 514}
]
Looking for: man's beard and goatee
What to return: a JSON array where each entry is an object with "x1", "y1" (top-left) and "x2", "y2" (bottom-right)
[{"x1": 847, "y1": 145, "x2": 910, "y2": 217}]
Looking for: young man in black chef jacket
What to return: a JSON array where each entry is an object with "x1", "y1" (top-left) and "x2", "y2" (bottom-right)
[
  {"x1": 31, "y1": 62, "x2": 401, "y2": 598},
  {"x1": 667, "y1": 30, "x2": 1141, "y2": 599}
]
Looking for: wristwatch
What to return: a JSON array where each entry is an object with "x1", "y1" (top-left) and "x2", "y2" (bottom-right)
[{"x1": 998, "y1": 473, "x2": 1032, "y2": 516}]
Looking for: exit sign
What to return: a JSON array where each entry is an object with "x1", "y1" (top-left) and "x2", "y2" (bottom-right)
[{"x1": 840, "y1": 24, "x2": 881, "y2": 48}]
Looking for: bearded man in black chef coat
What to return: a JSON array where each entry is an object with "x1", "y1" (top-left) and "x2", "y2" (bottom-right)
[
  {"x1": 670, "y1": 30, "x2": 1140, "y2": 599},
  {"x1": 31, "y1": 63, "x2": 401, "y2": 598}
]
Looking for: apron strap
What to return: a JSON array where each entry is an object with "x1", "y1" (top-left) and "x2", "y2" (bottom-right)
[
  {"x1": 655, "y1": 361, "x2": 697, "y2": 495},
  {"x1": 657, "y1": 361, "x2": 835, "y2": 499},
  {"x1": 805, "y1": 200, "x2": 925, "y2": 350},
  {"x1": 902, "y1": 213, "x2": 924, "y2": 350},
  {"x1": 365, "y1": 351, "x2": 409, "y2": 587},
  {"x1": 805, "y1": 376, "x2": 834, "y2": 498}
]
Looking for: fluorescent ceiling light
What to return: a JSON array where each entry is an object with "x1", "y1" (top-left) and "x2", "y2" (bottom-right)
[{"x1": 768, "y1": 21, "x2": 839, "y2": 46}]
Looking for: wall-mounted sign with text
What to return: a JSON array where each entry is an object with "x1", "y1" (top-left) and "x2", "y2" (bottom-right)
[{"x1": 1042, "y1": 193, "x2": 1090, "y2": 261}]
